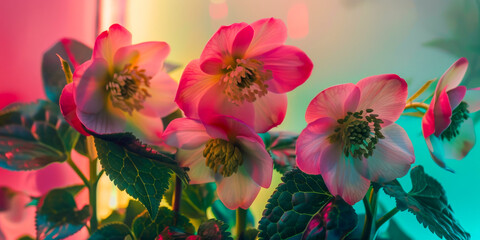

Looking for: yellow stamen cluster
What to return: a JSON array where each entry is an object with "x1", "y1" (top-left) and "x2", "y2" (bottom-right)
[
  {"x1": 203, "y1": 138, "x2": 243, "y2": 177},
  {"x1": 220, "y1": 58, "x2": 271, "y2": 105},
  {"x1": 106, "y1": 64, "x2": 152, "y2": 114}
]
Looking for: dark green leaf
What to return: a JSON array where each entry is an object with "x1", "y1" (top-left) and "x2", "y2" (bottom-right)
[
  {"x1": 244, "y1": 228, "x2": 260, "y2": 240},
  {"x1": 197, "y1": 219, "x2": 233, "y2": 240},
  {"x1": 101, "y1": 210, "x2": 125, "y2": 225},
  {"x1": 382, "y1": 165, "x2": 470, "y2": 240},
  {"x1": 162, "y1": 109, "x2": 184, "y2": 129},
  {"x1": 89, "y1": 223, "x2": 135, "y2": 240},
  {"x1": 74, "y1": 135, "x2": 89, "y2": 156},
  {"x1": 94, "y1": 132, "x2": 188, "y2": 219},
  {"x1": 132, "y1": 207, "x2": 194, "y2": 240},
  {"x1": 124, "y1": 200, "x2": 146, "y2": 227},
  {"x1": 0, "y1": 100, "x2": 79, "y2": 170},
  {"x1": 164, "y1": 181, "x2": 216, "y2": 220},
  {"x1": 211, "y1": 200, "x2": 255, "y2": 231},
  {"x1": 62, "y1": 184, "x2": 86, "y2": 197},
  {"x1": 57, "y1": 54, "x2": 73, "y2": 84},
  {"x1": 35, "y1": 188, "x2": 90, "y2": 240},
  {"x1": 258, "y1": 169, "x2": 334, "y2": 240},
  {"x1": 42, "y1": 39, "x2": 92, "y2": 103},
  {"x1": 259, "y1": 131, "x2": 297, "y2": 174}
]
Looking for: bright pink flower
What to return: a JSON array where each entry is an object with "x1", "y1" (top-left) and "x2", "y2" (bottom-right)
[
  {"x1": 175, "y1": 18, "x2": 313, "y2": 133},
  {"x1": 59, "y1": 24, "x2": 178, "y2": 143},
  {"x1": 296, "y1": 75, "x2": 415, "y2": 205},
  {"x1": 162, "y1": 115, "x2": 273, "y2": 209},
  {"x1": 422, "y1": 58, "x2": 480, "y2": 171}
]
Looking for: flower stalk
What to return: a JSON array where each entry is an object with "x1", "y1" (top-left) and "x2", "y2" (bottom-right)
[
  {"x1": 172, "y1": 175, "x2": 182, "y2": 226},
  {"x1": 236, "y1": 208, "x2": 247, "y2": 240}
]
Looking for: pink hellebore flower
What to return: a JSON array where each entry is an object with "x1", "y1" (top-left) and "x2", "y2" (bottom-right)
[
  {"x1": 163, "y1": 115, "x2": 273, "y2": 209},
  {"x1": 59, "y1": 24, "x2": 178, "y2": 143},
  {"x1": 175, "y1": 18, "x2": 313, "y2": 133},
  {"x1": 296, "y1": 75, "x2": 415, "y2": 205},
  {"x1": 422, "y1": 57, "x2": 480, "y2": 171}
]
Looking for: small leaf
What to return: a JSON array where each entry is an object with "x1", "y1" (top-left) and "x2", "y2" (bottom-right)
[
  {"x1": 164, "y1": 181, "x2": 216, "y2": 220},
  {"x1": 260, "y1": 131, "x2": 298, "y2": 174},
  {"x1": 94, "y1": 132, "x2": 188, "y2": 219},
  {"x1": 124, "y1": 200, "x2": 146, "y2": 227},
  {"x1": 89, "y1": 223, "x2": 135, "y2": 240},
  {"x1": 35, "y1": 188, "x2": 90, "y2": 240},
  {"x1": 42, "y1": 38, "x2": 92, "y2": 104},
  {"x1": 197, "y1": 219, "x2": 233, "y2": 240},
  {"x1": 258, "y1": 169, "x2": 335, "y2": 240},
  {"x1": 56, "y1": 54, "x2": 73, "y2": 84},
  {"x1": 407, "y1": 79, "x2": 435, "y2": 103},
  {"x1": 101, "y1": 211, "x2": 124, "y2": 225},
  {"x1": 74, "y1": 135, "x2": 89, "y2": 156},
  {"x1": 132, "y1": 207, "x2": 195, "y2": 240},
  {"x1": 0, "y1": 100, "x2": 79, "y2": 171},
  {"x1": 382, "y1": 165, "x2": 470, "y2": 240}
]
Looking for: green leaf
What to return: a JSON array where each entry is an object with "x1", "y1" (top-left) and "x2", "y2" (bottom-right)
[
  {"x1": 56, "y1": 54, "x2": 73, "y2": 84},
  {"x1": 35, "y1": 188, "x2": 90, "y2": 240},
  {"x1": 89, "y1": 223, "x2": 135, "y2": 240},
  {"x1": 258, "y1": 168, "x2": 334, "y2": 240},
  {"x1": 260, "y1": 131, "x2": 297, "y2": 174},
  {"x1": 124, "y1": 200, "x2": 146, "y2": 227},
  {"x1": 164, "y1": 181, "x2": 216, "y2": 220},
  {"x1": 74, "y1": 134, "x2": 89, "y2": 156},
  {"x1": 382, "y1": 165, "x2": 470, "y2": 240},
  {"x1": 0, "y1": 100, "x2": 79, "y2": 171},
  {"x1": 94, "y1": 132, "x2": 188, "y2": 219},
  {"x1": 211, "y1": 199, "x2": 255, "y2": 231},
  {"x1": 132, "y1": 207, "x2": 194, "y2": 240},
  {"x1": 101, "y1": 210, "x2": 125, "y2": 225},
  {"x1": 42, "y1": 39, "x2": 92, "y2": 104},
  {"x1": 197, "y1": 219, "x2": 233, "y2": 240}
]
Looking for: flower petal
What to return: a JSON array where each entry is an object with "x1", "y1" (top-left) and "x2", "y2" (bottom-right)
[
  {"x1": 231, "y1": 25, "x2": 254, "y2": 58},
  {"x1": 74, "y1": 59, "x2": 109, "y2": 114},
  {"x1": 93, "y1": 24, "x2": 132, "y2": 64},
  {"x1": 319, "y1": 143, "x2": 371, "y2": 205},
  {"x1": 436, "y1": 57, "x2": 468, "y2": 94},
  {"x1": 216, "y1": 169, "x2": 261, "y2": 209},
  {"x1": 446, "y1": 86, "x2": 467, "y2": 110},
  {"x1": 200, "y1": 58, "x2": 224, "y2": 75},
  {"x1": 356, "y1": 74, "x2": 408, "y2": 126},
  {"x1": 163, "y1": 118, "x2": 211, "y2": 150},
  {"x1": 177, "y1": 147, "x2": 215, "y2": 184},
  {"x1": 125, "y1": 113, "x2": 164, "y2": 145},
  {"x1": 256, "y1": 45, "x2": 313, "y2": 93},
  {"x1": 433, "y1": 88, "x2": 452, "y2": 137},
  {"x1": 354, "y1": 123, "x2": 415, "y2": 183},
  {"x1": 442, "y1": 118, "x2": 476, "y2": 161},
  {"x1": 464, "y1": 87, "x2": 480, "y2": 112},
  {"x1": 77, "y1": 105, "x2": 126, "y2": 134},
  {"x1": 245, "y1": 18, "x2": 287, "y2": 58},
  {"x1": 175, "y1": 59, "x2": 219, "y2": 118},
  {"x1": 202, "y1": 115, "x2": 261, "y2": 143},
  {"x1": 305, "y1": 83, "x2": 360, "y2": 123},
  {"x1": 251, "y1": 92, "x2": 287, "y2": 133},
  {"x1": 140, "y1": 71, "x2": 178, "y2": 118},
  {"x1": 199, "y1": 22, "x2": 249, "y2": 64},
  {"x1": 296, "y1": 117, "x2": 337, "y2": 175},
  {"x1": 114, "y1": 41, "x2": 170, "y2": 77},
  {"x1": 237, "y1": 136, "x2": 273, "y2": 188},
  {"x1": 59, "y1": 83, "x2": 90, "y2": 136},
  {"x1": 425, "y1": 135, "x2": 452, "y2": 172}
]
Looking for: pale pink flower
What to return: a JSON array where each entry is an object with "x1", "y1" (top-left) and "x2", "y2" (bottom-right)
[
  {"x1": 59, "y1": 24, "x2": 177, "y2": 143},
  {"x1": 162, "y1": 115, "x2": 273, "y2": 209},
  {"x1": 422, "y1": 57, "x2": 480, "y2": 171},
  {"x1": 296, "y1": 75, "x2": 415, "y2": 204},
  {"x1": 175, "y1": 18, "x2": 313, "y2": 133}
]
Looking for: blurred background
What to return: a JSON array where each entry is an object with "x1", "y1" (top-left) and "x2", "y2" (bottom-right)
[{"x1": 1, "y1": 0, "x2": 479, "y2": 239}]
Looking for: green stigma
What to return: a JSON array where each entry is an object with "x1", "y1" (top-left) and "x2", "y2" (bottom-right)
[
  {"x1": 441, "y1": 101, "x2": 469, "y2": 141},
  {"x1": 328, "y1": 109, "x2": 385, "y2": 159},
  {"x1": 203, "y1": 138, "x2": 243, "y2": 177}
]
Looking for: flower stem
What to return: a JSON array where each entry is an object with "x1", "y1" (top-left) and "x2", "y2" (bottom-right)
[
  {"x1": 404, "y1": 102, "x2": 429, "y2": 111},
  {"x1": 361, "y1": 186, "x2": 379, "y2": 240},
  {"x1": 172, "y1": 176, "x2": 182, "y2": 226},
  {"x1": 236, "y1": 208, "x2": 247, "y2": 240},
  {"x1": 66, "y1": 155, "x2": 90, "y2": 189},
  {"x1": 86, "y1": 136, "x2": 99, "y2": 233},
  {"x1": 375, "y1": 207, "x2": 399, "y2": 231}
]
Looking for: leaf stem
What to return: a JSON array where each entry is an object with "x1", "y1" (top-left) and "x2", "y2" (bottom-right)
[
  {"x1": 375, "y1": 207, "x2": 399, "y2": 231},
  {"x1": 361, "y1": 186, "x2": 379, "y2": 240},
  {"x1": 236, "y1": 208, "x2": 247, "y2": 240},
  {"x1": 66, "y1": 155, "x2": 90, "y2": 189},
  {"x1": 87, "y1": 136, "x2": 99, "y2": 233},
  {"x1": 172, "y1": 175, "x2": 182, "y2": 226},
  {"x1": 404, "y1": 102, "x2": 429, "y2": 111}
]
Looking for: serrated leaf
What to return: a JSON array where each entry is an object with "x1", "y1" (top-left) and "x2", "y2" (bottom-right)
[
  {"x1": 35, "y1": 188, "x2": 90, "y2": 240},
  {"x1": 260, "y1": 131, "x2": 297, "y2": 174},
  {"x1": 89, "y1": 223, "x2": 134, "y2": 240},
  {"x1": 94, "y1": 133, "x2": 188, "y2": 219},
  {"x1": 132, "y1": 207, "x2": 194, "y2": 240},
  {"x1": 258, "y1": 169, "x2": 334, "y2": 240},
  {"x1": 0, "y1": 100, "x2": 79, "y2": 171},
  {"x1": 42, "y1": 38, "x2": 92, "y2": 103},
  {"x1": 382, "y1": 165, "x2": 470, "y2": 240},
  {"x1": 164, "y1": 181, "x2": 216, "y2": 220},
  {"x1": 197, "y1": 219, "x2": 233, "y2": 240}
]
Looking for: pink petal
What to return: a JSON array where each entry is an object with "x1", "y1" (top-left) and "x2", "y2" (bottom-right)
[
  {"x1": 59, "y1": 83, "x2": 90, "y2": 136},
  {"x1": 202, "y1": 115, "x2": 261, "y2": 143},
  {"x1": 216, "y1": 169, "x2": 261, "y2": 209},
  {"x1": 296, "y1": 117, "x2": 337, "y2": 175},
  {"x1": 93, "y1": 24, "x2": 132, "y2": 64},
  {"x1": 199, "y1": 22, "x2": 249, "y2": 65},
  {"x1": 256, "y1": 45, "x2": 313, "y2": 93},
  {"x1": 245, "y1": 18, "x2": 287, "y2": 58},
  {"x1": 356, "y1": 74, "x2": 408, "y2": 126},
  {"x1": 200, "y1": 58, "x2": 224, "y2": 75},
  {"x1": 114, "y1": 41, "x2": 170, "y2": 77},
  {"x1": 175, "y1": 59, "x2": 219, "y2": 119},
  {"x1": 435, "y1": 57, "x2": 468, "y2": 94},
  {"x1": 74, "y1": 59, "x2": 109, "y2": 114},
  {"x1": 464, "y1": 87, "x2": 480, "y2": 112},
  {"x1": 446, "y1": 86, "x2": 466, "y2": 110},
  {"x1": 237, "y1": 136, "x2": 273, "y2": 188},
  {"x1": 354, "y1": 123, "x2": 414, "y2": 183},
  {"x1": 251, "y1": 92, "x2": 287, "y2": 133},
  {"x1": 140, "y1": 71, "x2": 178, "y2": 118},
  {"x1": 77, "y1": 105, "x2": 126, "y2": 134},
  {"x1": 319, "y1": 144, "x2": 371, "y2": 205},
  {"x1": 422, "y1": 100, "x2": 436, "y2": 139},
  {"x1": 305, "y1": 83, "x2": 360, "y2": 123},
  {"x1": 425, "y1": 135, "x2": 451, "y2": 171},
  {"x1": 433, "y1": 89, "x2": 452, "y2": 137},
  {"x1": 176, "y1": 147, "x2": 215, "y2": 184},
  {"x1": 162, "y1": 118, "x2": 211, "y2": 150},
  {"x1": 231, "y1": 25, "x2": 254, "y2": 58},
  {"x1": 125, "y1": 113, "x2": 164, "y2": 145}
]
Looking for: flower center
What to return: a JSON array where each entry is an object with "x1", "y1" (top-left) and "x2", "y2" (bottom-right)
[
  {"x1": 106, "y1": 64, "x2": 152, "y2": 115},
  {"x1": 203, "y1": 138, "x2": 243, "y2": 177},
  {"x1": 220, "y1": 58, "x2": 271, "y2": 105},
  {"x1": 440, "y1": 101, "x2": 469, "y2": 141},
  {"x1": 328, "y1": 109, "x2": 385, "y2": 159}
]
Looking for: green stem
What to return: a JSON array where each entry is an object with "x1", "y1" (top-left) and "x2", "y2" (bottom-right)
[
  {"x1": 375, "y1": 207, "x2": 399, "y2": 231},
  {"x1": 66, "y1": 155, "x2": 90, "y2": 189},
  {"x1": 172, "y1": 176, "x2": 182, "y2": 226},
  {"x1": 87, "y1": 136, "x2": 99, "y2": 233},
  {"x1": 361, "y1": 187, "x2": 379, "y2": 240},
  {"x1": 236, "y1": 208, "x2": 247, "y2": 240},
  {"x1": 404, "y1": 102, "x2": 429, "y2": 111}
]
